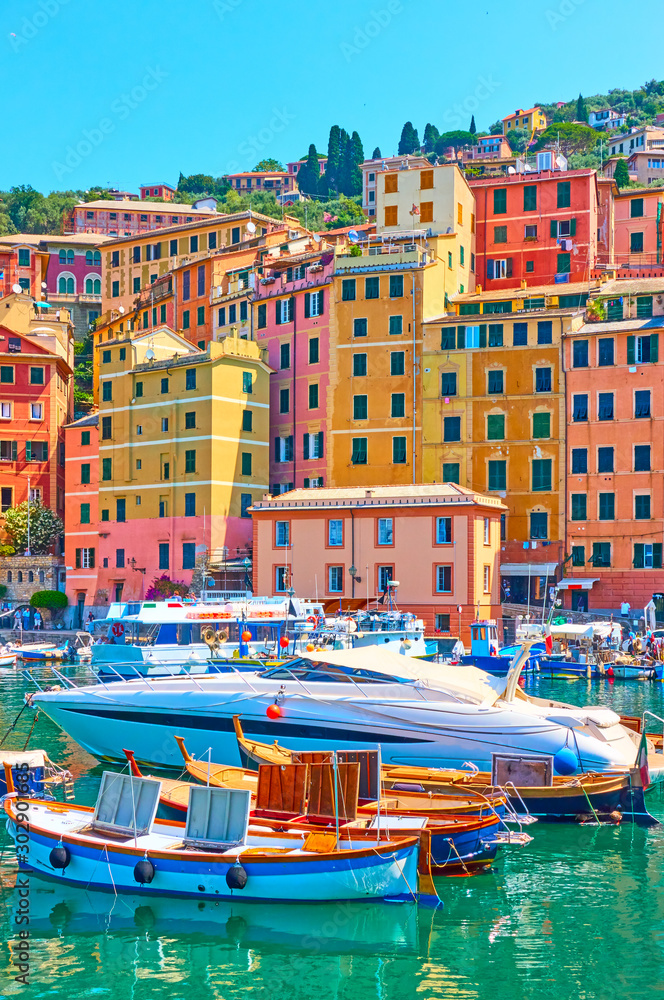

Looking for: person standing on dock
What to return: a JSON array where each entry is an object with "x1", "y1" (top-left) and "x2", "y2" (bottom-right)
[{"x1": 621, "y1": 601, "x2": 631, "y2": 618}]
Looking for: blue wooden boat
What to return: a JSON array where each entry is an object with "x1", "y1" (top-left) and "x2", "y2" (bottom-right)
[{"x1": 18, "y1": 641, "x2": 70, "y2": 662}]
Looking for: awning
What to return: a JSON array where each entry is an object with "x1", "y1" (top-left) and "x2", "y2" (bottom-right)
[
  {"x1": 556, "y1": 578, "x2": 599, "y2": 591},
  {"x1": 500, "y1": 562, "x2": 558, "y2": 577}
]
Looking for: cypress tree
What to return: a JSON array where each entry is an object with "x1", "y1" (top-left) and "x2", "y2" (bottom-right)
[
  {"x1": 338, "y1": 128, "x2": 350, "y2": 194},
  {"x1": 469, "y1": 115, "x2": 476, "y2": 134},
  {"x1": 614, "y1": 157, "x2": 630, "y2": 188},
  {"x1": 326, "y1": 125, "x2": 341, "y2": 193},
  {"x1": 348, "y1": 131, "x2": 364, "y2": 197},
  {"x1": 372, "y1": 146, "x2": 381, "y2": 160},
  {"x1": 398, "y1": 121, "x2": 420, "y2": 155},
  {"x1": 576, "y1": 93, "x2": 588, "y2": 123},
  {"x1": 297, "y1": 144, "x2": 320, "y2": 196},
  {"x1": 422, "y1": 123, "x2": 440, "y2": 152}
]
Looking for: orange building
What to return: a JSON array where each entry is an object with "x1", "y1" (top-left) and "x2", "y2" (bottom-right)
[
  {"x1": 250, "y1": 484, "x2": 505, "y2": 637},
  {"x1": 562, "y1": 277, "x2": 664, "y2": 612}
]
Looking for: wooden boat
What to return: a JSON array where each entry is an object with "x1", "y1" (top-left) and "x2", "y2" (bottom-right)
[
  {"x1": 232, "y1": 716, "x2": 657, "y2": 826},
  {"x1": 16, "y1": 641, "x2": 69, "y2": 662},
  {"x1": 0, "y1": 650, "x2": 17, "y2": 667},
  {"x1": 4, "y1": 771, "x2": 437, "y2": 904},
  {"x1": 1, "y1": 749, "x2": 73, "y2": 800}
]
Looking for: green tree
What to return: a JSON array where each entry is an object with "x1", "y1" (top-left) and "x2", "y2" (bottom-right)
[
  {"x1": 422, "y1": 123, "x2": 440, "y2": 152},
  {"x1": 3, "y1": 501, "x2": 63, "y2": 555},
  {"x1": 434, "y1": 130, "x2": 475, "y2": 153},
  {"x1": 346, "y1": 131, "x2": 364, "y2": 197},
  {"x1": 324, "y1": 125, "x2": 342, "y2": 194},
  {"x1": 253, "y1": 158, "x2": 284, "y2": 171},
  {"x1": 532, "y1": 123, "x2": 599, "y2": 156},
  {"x1": 576, "y1": 93, "x2": 588, "y2": 122},
  {"x1": 337, "y1": 129, "x2": 350, "y2": 194},
  {"x1": 398, "y1": 121, "x2": 420, "y2": 155},
  {"x1": 488, "y1": 120, "x2": 504, "y2": 135},
  {"x1": 296, "y1": 144, "x2": 320, "y2": 196},
  {"x1": 614, "y1": 157, "x2": 631, "y2": 188},
  {"x1": 372, "y1": 146, "x2": 381, "y2": 159},
  {"x1": 469, "y1": 115, "x2": 476, "y2": 134},
  {"x1": 506, "y1": 127, "x2": 530, "y2": 153}
]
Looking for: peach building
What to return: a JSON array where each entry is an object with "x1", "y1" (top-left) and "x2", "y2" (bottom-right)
[
  {"x1": 612, "y1": 189, "x2": 664, "y2": 271},
  {"x1": 250, "y1": 484, "x2": 505, "y2": 638}
]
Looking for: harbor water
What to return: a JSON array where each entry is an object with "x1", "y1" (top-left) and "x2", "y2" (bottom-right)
[{"x1": 0, "y1": 666, "x2": 663, "y2": 999}]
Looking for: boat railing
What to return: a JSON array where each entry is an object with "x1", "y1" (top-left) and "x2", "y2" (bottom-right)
[{"x1": 643, "y1": 711, "x2": 664, "y2": 747}]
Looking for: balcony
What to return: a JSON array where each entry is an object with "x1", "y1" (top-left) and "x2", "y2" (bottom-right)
[{"x1": 335, "y1": 241, "x2": 432, "y2": 273}]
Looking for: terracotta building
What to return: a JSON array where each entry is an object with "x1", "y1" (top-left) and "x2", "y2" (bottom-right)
[{"x1": 250, "y1": 484, "x2": 505, "y2": 637}]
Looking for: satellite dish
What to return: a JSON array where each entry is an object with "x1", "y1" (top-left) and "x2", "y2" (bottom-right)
[
  {"x1": 348, "y1": 230, "x2": 359, "y2": 243},
  {"x1": 41, "y1": 281, "x2": 47, "y2": 290},
  {"x1": 507, "y1": 166, "x2": 516, "y2": 175},
  {"x1": 145, "y1": 348, "x2": 156, "y2": 361},
  {"x1": 119, "y1": 305, "x2": 125, "y2": 314},
  {"x1": 246, "y1": 221, "x2": 257, "y2": 234},
  {"x1": 312, "y1": 233, "x2": 321, "y2": 244},
  {"x1": 12, "y1": 284, "x2": 22, "y2": 294}
]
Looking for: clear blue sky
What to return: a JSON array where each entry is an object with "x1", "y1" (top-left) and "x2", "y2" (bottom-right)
[{"x1": 1, "y1": 0, "x2": 662, "y2": 194}]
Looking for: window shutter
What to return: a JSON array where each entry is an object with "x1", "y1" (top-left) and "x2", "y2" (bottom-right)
[
  {"x1": 457, "y1": 326, "x2": 465, "y2": 349},
  {"x1": 627, "y1": 336, "x2": 635, "y2": 364},
  {"x1": 286, "y1": 267, "x2": 293, "y2": 282},
  {"x1": 654, "y1": 543, "x2": 663, "y2": 569},
  {"x1": 479, "y1": 325, "x2": 487, "y2": 348},
  {"x1": 89, "y1": 549, "x2": 95, "y2": 569},
  {"x1": 304, "y1": 293, "x2": 311, "y2": 319},
  {"x1": 274, "y1": 437, "x2": 280, "y2": 462},
  {"x1": 25, "y1": 442, "x2": 31, "y2": 461},
  {"x1": 275, "y1": 302, "x2": 282, "y2": 325},
  {"x1": 303, "y1": 434, "x2": 309, "y2": 460},
  {"x1": 286, "y1": 435, "x2": 293, "y2": 461},
  {"x1": 317, "y1": 431, "x2": 324, "y2": 457},
  {"x1": 634, "y1": 544, "x2": 644, "y2": 568},
  {"x1": 570, "y1": 218, "x2": 577, "y2": 236},
  {"x1": 506, "y1": 258, "x2": 513, "y2": 278},
  {"x1": 550, "y1": 220, "x2": 558, "y2": 239},
  {"x1": 486, "y1": 260, "x2": 494, "y2": 280},
  {"x1": 75, "y1": 548, "x2": 81, "y2": 569},
  {"x1": 288, "y1": 297, "x2": 294, "y2": 322},
  {"x1": 11, "y1": 441, "x2": 16, "y2": 461},
  {"x1": 318, "y1": 289, "x2": 324, "y2": 313},
  {"x1": 650, "y1": 333, "x2": 659, "y2": 362}
]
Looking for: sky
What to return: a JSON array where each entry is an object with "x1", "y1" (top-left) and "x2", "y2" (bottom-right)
[{"x1": 1, "y1": 0, "x2": 662, "y2": 194}]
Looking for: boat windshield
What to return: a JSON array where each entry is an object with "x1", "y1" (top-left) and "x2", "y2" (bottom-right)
[{"x1": 259, "y1": 659, "x2": 405, "y2": 684}]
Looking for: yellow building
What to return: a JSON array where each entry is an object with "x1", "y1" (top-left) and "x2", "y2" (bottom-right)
[
  {"x1": 421, "y1": 282, "x2": 588, "y2": 603},
  {"x1": 94, "y1": 329, "x2": 272, "y2": 598},
  {"x1": 501, "y1": 107, "x2": 547, "y2": 135}
]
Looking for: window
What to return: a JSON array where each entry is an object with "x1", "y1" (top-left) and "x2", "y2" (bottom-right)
[
  {"x1": 483, "y1": 565, "x2": 491, "y2": 594},
  {"x1": 635, "y1": 495, "x2": 651, "y2": 520},
  {"x1": 557, "y1": 252, "x2": 571, "y2": 275},
  {"x1": 303, "y1": 432, "x2": 324, "y2": 460},
  {"x1": 537, "y1": 321, "x2": 552, "y2": 345},
  {"x1": 487, "y1": 414, "x2": 504, "y2": 440},
  {"x1": 257, "y1": 303, "x2": 267, "y2": 329},
  {"x1": 158, "y1": 543, "x2": 169, "y2": 570},
  {"x1": 353, "y1": 318, "x2": 368, "y2": 338},
  {"x1": 631, "y1": 197, "x2": 644, "y2": 218},
  {"x1": 385, "y1": 174, "x2": 398, "y2": 193},
  {"x1": 280, "y1": 343, "x2": 291, "y2": 370},
  {"x1": 634, "y1": 445, "x2": 650, "y2": 472},
  {"x1": 532, "y1": 412, "x2": 550, "y2": 438},
  {"x1": 274, "y1": 436, "x2": 293, "y2": 463},
  {"x1": 388, "y1": 275, "x2": 404, "y2": 299},
  {"x1": 635, "y1": 390, "x2": 651, "y2": 418},
  {"x1": 572, "y1": 546, "x2": 585, "y2": 567},
  {"x1": 634, "y1": 543, "x2": 662, "y2": 569},
  {"x1": 513, "y1": 323, "x2": 527, "y2": 347},
  {"x1": 571, "y1": 494, "x2": 587, "y2": 520},
  {"x1": 435, "y1": 614, "x2": 451, "y2": 633},
  {"x1": 231, "y1": 227, "x2": 240, "y2": 244},
  {"x1": 279, "y1": 388, "x2": 290, "y2": 414},
  {"x1": 328, "y1": 566, "x2": 344, "y2": 593},
  {"x1": 487, "y1": 258, "x2": 512, "y2": 279},
  {"x1": 101, "y1": 415, "x2": 112, "y2": 440},
  {"x1": 242, "y1": 371, "x2": 253, "y2": 394},
  {"x1": 494, "y1": 225, "x2": 507, "y2": 244},
  {"x1": 441, "y1": 372, "x2": 457, "y2": 397},
  {"x1": 493, "y1": 188, "x2": 507, "y2": 214},
  {"x1": 597, "y1": 447, "x2": 614, "y2": 473},
  {"x1": 308, "y1": 384, "x2": 319, "y2": 409},
  {"x1": 75, "y1": 548, "x2": 95, "y2": 570},
  {"x1": 275, "y1": 298, "x2": 293, "y2": 324},
  {"x1": 630, "y1": 232, "x2": 644, "y2": 253},
  {"x1": 275, "y1": 521, "x2": 290, "y2": 547},
  {"x1": 182, "y1": 543, "x2": 196, "y2": 570},
  {"x1": 596, "y1": 392, "x2": 614, "y2": 422},
  {"x1": 441, "y1": 328, "x2": 456, "y2": 350},
  {"x1": 488, "y1": 324, "x2": 503, "y2": 347},
  {"x1": 185, "y1": 449, "x2": 196, "y2": 473},
  {"x1": 557, "y1": 181, "x2": 571, "y2": 208},
  {"x1": 159, "y1": 377, "x2": 169, "y2": 395},
  {"x1": 488, "y1": 460, "x2": 506, "y2": 491},
  {"x1": 385, "y1": 206, "x2": 398, "y2": 227},
  {"x1": 275, "y1": 566, "x2": 288, "y2": 593},
  {"x1": 25, "y1": 441, "x2": 47, "y2": 462},
  {"x1": 388, "y1": 315, "x2": 404, "y2": 337},
  {"x1": 29, "y1": 367, "x2": 44, "y2": 385},
  {"x1": 523, "y1": 185, "x2": 537, "y2": 211},
  {"x1": 573, "y1": 394, "x2": 588, "y2": 421},
  {"x1": 573, "y1": 340, "x2": 588, "y2": 368},
  {"x1": 328, "y1": 520, "x2": 343, "y2": 546},
  {"x1": 184, "y1": 493, "x2": 196, "y2": 517},
  {"x1": 101, "y1": 457, "x2": 112, "y2": 481},
  {"x1": 532, "y1": 459, "x2": 552, "y2": 491},
  {"x1": 365, "y1": 277, "x2": 379, "y2": 299},
  {"x1": 391, "y1": 393, "x2": 405, "y2": 418},
  {"x1": 239, "y1": 452, "x2": 251, "y2": 476},
  {"x1": 392, "y1": 437, "x2": 407, "y2": 464},
  {"x1": 390, "y1": 352, "x2": 405, "y2": 376},
  {"x1": 444, "y1": 416, "x2": 461, "y2": 442},
  {"x1": 240, "y1": 494, "x2": 252, "y2": 518},
  {"x1": 29, "y1": 402, "x2": 42, "y2": 420},
  {"x1": 353, "y1": 353, "x2": 367, "y2": 377},
  {"x1": 351, "y1": 437, "x2": 367, "y2": 464},
  {"x1": 443, "y1": 463, "x2": 460, "y2": 484},
  {"x1": 598, "y1": 338, "x2": 614, "y2": 366},
  {"x1": 353, "y1": 394, "x2": 368, "y2": 420},
  {"x1": 599, "y1": 492, "x2": 615, "y2": 520},
  {"x1": 0, "y1": 402, "x2": 11, "y2": 420},
  {"x1": 435, "y1": 517, "x2": 452, "y2": 544},
  {"x1": 637, "y1": 296, "x2": 653, "y2": 319},
  {"x1": 342, "y1": 279, "x2": 356, "y2": 301},
  {"x1": 80, "y1": 462, "x2": 91, "y2": 485},
  {"x1": 436, "y1": 566, "x2": 452, "y2": 593},
  {"x1": 530, "y1": 512, "x2": 548, "y2": 539},
  {"x1": 485, "y1": 369, "x2": 503, "y2": 396},
  {"x1": 161, "y1": 417, "x2": 169, "y2": 433},
  {"x1": 591, "y1": 542, "x2": 610, "y2": 568},
  {"x1": 309, "y1": 338, "x2": 319, "y2": 364},
  {"x1": 0, "y1": 366, "x2": 13, "y2": 384},
  {"x1": 606, "y1": 299, "x2": 623, "y2": 323},
  {"x1": 182, "y1": 310, "x2": 190, "y2": 330}
]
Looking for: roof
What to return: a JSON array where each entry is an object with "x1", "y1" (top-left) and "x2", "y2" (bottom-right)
[
  {"x1": 576, "y1": 316, "x2": 664, "y2": 335},
  {"x1": 1, "y1": 233, "x2": 113, "y2": 247},
  {"x1": 140, "y1": 182, "x2": 175, "y2": 189},
  {"x1": 225, "y1": 171, "x2": 290, "y2": 178},
  {"x1": 599, "y1": 278, "x2": 664, "y2": 296},
  {"x1": 64, "y1": 412, "x2": 99, "y2": 429},
  {"x1": 101, "y1": 210, "x2": 285, "y2": 247},
  {"x1": 432, "y1": 280, "x2": 591, "y2": 311},
  {"x1": 252, "y1": 483, "x2": 506, "y2": 510},
  {"x1": 502, "y1": 107, "x2": 542, "y2": 119},
  {"x1": 73, "y1": 200, "x2": 217, "y2": 213},
  {"x1": 317, "y1": 222, "x2": 375, "y2": 238}
]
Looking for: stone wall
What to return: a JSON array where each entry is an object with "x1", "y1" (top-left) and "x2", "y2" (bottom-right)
[{"x1": 0, "y1": 555, "x2": 65, "y2": 607}]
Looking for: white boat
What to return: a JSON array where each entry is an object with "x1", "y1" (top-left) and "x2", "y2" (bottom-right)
[{"x1": 29, "y1": 645, "x2": 642, "y2": 775}]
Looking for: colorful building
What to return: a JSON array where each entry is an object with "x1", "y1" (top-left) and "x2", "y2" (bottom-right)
[
  {"x1": 589, "y1": 109, "x2": 627, "y2": 131},
  {"x1": 92, "y1": 329, "x2": 271, "y2": 600},
  {"x1": 608, "y1": 126, "x2": 664, "y2": 159},
  {"x1": 562, "y1": 278, "x2": 664, "y2": 611},
  {"x1": 140, "y1": 183, "x2": 176, "y2": 201},
  {"x1": 422, "y1": 283, "x2": 590, "y2": 604},
  {"x1": 501, "y1": 107, "x2": 547, "y2": 136},
  {"x1": 611, "y1": 188, "x2": 664, "y2": 271},
  {"x1": 0, "y1": 239, "x2": 48, "y2": 298},
  {"x1": 463, "y1": 135, "x2": 512, "y2": 163},
  {"x1": 287, "y1": 157, "x2": 327, "y2": 178},
  {"x1": 224, "y1": 172, "x2": 297, "y2": 195},
  {"x1": 0, "y1": 292, "x2": 74, "y2": 516},
  {"x1": 63, "y1": 413, "x2": 100, "y2": 623},
  {"x1": 468, "y1": 168, "x2": 605, "y2": 290},
  {"x1": 64, "y1": 200, "x2": 218, "y2": 238},
  {"x1": 250, "y1": 484, "x2": 505, "y2": 637},
  {"x1": 360, "y1": 155, "x2": 431, "y2": 217}
]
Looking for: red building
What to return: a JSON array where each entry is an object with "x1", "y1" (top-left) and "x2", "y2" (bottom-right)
[
  {"x1": 468, "y1": 168, "x2": 607, "y2": 290},
  {"x1": 0, "y1": 241, "x2": 47, "y2": 298},
  {"x1": 140, "y1": 183, "x2": 176, "y2": 201}
]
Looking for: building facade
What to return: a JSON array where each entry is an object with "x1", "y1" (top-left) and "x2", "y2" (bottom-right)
[
  {"x1": 63, "y1": 413, "x2": 100, "y2": 623},
  {"x1": 612, "y1": 189, "x2": 664, "y2": 271},
  {"x1": 360, "y1": 155, "x2": 431, "y2": 217},
  {"x1": 140, "y1": 183, "x2": 176, "y2": 201},
  {"x1": 501, "y1": 107, "x2": 547, "y2": 135},
  {"x1": 250, "y1": 484, "x2": 505, "y2": 636},
  {"x1": 64, "y1": 200, "x2": 218, "y2": 237}
]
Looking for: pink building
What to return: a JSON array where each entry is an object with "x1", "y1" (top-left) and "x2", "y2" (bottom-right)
[
  {"x1": 63, "y1": 413, "x2": 100, "y2": 625},
  {"x1": 63, "y1": 200, "x2": 218, "y2": 237},
  {"x1": 613, "y1": 188, "x2": 664, "y2": 271},
  {"x1": 254, "y1": 250, "x2": 334, "y2": 493}
]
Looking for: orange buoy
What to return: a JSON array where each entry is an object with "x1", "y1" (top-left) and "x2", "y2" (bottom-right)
[{"x1": 266, "y1": 703, "x2": 282, "y2": 720}]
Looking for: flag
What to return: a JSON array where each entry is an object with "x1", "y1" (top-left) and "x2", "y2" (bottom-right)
[
  {"x1": 545, "y1": 629, "x2": 553, "y2": 655},
  {"x1": 637, "y1": 729, "x2": 650, "y2": 790},
  {"x1": 410, "y1": 203, "x2": 420, "y2": 215}
]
